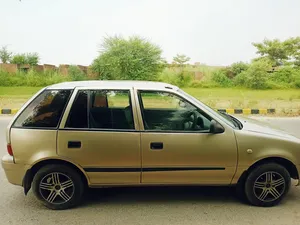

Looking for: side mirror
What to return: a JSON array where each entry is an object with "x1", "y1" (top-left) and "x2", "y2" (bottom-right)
[{"x1": 210, "y1": 120, "x2": 225, "y2": 134}]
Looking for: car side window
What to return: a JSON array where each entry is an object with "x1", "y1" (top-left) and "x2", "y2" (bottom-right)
[
  {"x1": 89, "y1": 90, "x2": 134, "y2": 129},
  {"x1": 65, "y1": 91, "x2": 88, "y2": 128},
  {"x1": 13, "y1": 90, "x2": 72, "y2": 128},
  {"x1": 66, "y1": 90, "x2": 134, "y2": 130},
  {"x1": 139, "y1": 91, "x2": 211, "y2": 132}
]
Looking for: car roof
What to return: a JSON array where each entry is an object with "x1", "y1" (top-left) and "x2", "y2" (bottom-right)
[{"x1": 46, "y1": 80, "x2": 179, "y2": 90}]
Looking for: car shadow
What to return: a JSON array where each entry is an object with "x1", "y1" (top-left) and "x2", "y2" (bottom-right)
[{"x1": 82, "y1": 186, "x2": 244, "y2": 207}]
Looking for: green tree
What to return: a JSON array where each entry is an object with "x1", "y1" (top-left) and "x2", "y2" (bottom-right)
[
  {"x1": 11, "y1": 54, "x2": 27, "y2": 65},
  {"x1": 91, "y1": 35, "x2": 165, "y2": 80},
  {"x1": 26, "y1": 52, "x2": 39, "y2": 66},
  {"x1": 0, "y1": 46, "x2": 12, "y2": 63},
  {"x1": 172, "y1": 54, "x2": 191, "y2": 66},
  {"x1": 252, "y1": 37, "x2": 300, "y2": 66}
]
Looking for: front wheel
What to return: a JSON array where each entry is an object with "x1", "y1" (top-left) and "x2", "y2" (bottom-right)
[
  {"x1": 245, "y1": 163, "x2": 291, "y2": 207},
  {"x1": 32, "y1": 164, "x2": 84, "y2": 210}
]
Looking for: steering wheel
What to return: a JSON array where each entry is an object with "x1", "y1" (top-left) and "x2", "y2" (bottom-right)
[{"x1": 182, "y1": 110, "x2": 198, "y2": 130}]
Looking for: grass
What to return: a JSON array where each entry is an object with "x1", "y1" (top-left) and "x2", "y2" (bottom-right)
[
  {"x1": 0, "y1": 87, "x2": 42, "y2": 109},
  {"x1": 182, "y1": 88, "x2": 300, "y2": 115},
  {"x1": 0, "y1": 86, "x2": 300, "y2": 115}
]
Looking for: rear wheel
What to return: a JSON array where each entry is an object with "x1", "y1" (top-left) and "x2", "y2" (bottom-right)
[
  {"x1": 32, "y1": 164, "x2": 84, "y2": 210},
  {"x1": 244, "y1": 163, "x2": 291, "y2": 207}
]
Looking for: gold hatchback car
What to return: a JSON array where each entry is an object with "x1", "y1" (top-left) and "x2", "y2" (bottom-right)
[{"x1": 2, "y1": 81, "x2": 300, "y2": 209}]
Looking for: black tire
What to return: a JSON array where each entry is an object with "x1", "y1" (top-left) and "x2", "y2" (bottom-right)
[
  {"x1": 244, "y1": 163, "x2": 291, "y2": 207},
  {"x1": 32, "y1": 164, "x2": 84, "y2": 210}
]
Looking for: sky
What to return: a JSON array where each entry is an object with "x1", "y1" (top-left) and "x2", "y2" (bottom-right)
[{"x1": 1, "y1": 0, "x2": 300, "y2": 66}]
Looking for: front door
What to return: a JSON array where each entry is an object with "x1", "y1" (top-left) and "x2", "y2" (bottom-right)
[
  {"x1": 58, "y1": 88, "x2": 141, "y2": 185},
  {"x1": 137, "y1": 90, "x2": 237, "y2": 185}
]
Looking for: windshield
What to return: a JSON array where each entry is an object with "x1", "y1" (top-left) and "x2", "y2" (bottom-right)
[{"x1": 178, "y1": 89, "x2": 238, "y2": 128}]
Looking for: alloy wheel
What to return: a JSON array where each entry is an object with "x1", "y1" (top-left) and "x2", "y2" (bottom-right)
[
  {"x1": 39, "y1": 172, "x2": 75, "y2": 205},
  {"x1": 253, "y1": 171, "x2": 285, "y2": 202}
]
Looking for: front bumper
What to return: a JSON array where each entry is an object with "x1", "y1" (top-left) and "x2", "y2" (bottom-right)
[{"x1": 1, "y1": 154, "x2": 29, "y2": 186}]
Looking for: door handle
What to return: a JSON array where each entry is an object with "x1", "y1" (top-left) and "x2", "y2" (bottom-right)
[
  {"x1": 150, "y1": 142, "x2": 163, "y2": 150},
  {"x1": 68, "y1": 141, "x2": 81, "y2": 148}
]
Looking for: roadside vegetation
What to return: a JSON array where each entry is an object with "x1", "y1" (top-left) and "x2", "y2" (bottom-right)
[
  {"x1": 1, "y1": 87, "x2": 299, "y2": 116},
  {"x1": 0, "y1": 36, "x2": 300, "y2": 114}
]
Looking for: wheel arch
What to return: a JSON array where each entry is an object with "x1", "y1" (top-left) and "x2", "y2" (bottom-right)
[
  {"x1": 238, "y1": 157, "x2": 299, "y2": 185},
  {"x1": 23, "y1": 158, "x2": 89, "y2": 195}
]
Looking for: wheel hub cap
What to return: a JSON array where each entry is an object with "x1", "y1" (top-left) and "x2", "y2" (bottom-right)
[
  {"x1": 39, "y1": 172, "x2": 75, "y2": 205},
  {"x1": 253, "y1": 171, "x2": 285, "y2": 202}
]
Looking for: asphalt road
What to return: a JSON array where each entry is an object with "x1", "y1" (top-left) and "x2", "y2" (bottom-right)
[{"x1": 1, "y1": 116, "x2": 300, "y2": 225}]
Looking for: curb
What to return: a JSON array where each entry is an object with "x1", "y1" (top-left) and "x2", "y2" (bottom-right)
[
  {"x1": 0, "y1": 108, "x2": 276, "y2": 115},
  {"x1": 0, "y1": 109, "x2": 19, "y2": 115},
  {"x1": 217, "y1": 109, "x2": 276, "y2": 114}
]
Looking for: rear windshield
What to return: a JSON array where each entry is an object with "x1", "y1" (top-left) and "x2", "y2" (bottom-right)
[{"x1": 13, "y1": 90, "x2": 72, "y2": 128}]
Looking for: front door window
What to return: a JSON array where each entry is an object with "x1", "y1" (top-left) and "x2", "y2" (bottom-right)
[{"x1": 138, "y1": 91, "x2": 211, "y2": 132}]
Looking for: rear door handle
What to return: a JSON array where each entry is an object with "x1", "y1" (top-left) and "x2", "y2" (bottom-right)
[
  {"x1": 68, "y1": 141, "x2": 81, "y2": 148},
  {"x1": 150, "y1": 142, "x2": 163, "y2": 150}
]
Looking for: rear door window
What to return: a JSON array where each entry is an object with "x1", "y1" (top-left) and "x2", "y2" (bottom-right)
[
  {"x1": 65, "y1": 90, "x2": 134, "y2": 130},
  {"x1": 65, "y1": 90, "x2": 88, "y2": 128},
  {"x1": 13, "y1": 90, "x2": 72, "y2": 128},
  {"x1": 89, "y1": 90, "x2": 134, "y2": 129}
]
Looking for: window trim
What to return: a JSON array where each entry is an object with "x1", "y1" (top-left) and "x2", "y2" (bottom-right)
[
  {"x1": 63, "y1": 89, "x2": 136, "y2": 131},
  {"x1": 12, "y1": 89, "x2": 73, "y2": 130},
  {"x1": 137, "y1": 90, "x2": 214, "y2": 133}
]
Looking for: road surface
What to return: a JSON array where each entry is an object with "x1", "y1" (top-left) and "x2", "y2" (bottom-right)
[{"x1": 0, "y1": 116, "x2": 300, "y2": 225}]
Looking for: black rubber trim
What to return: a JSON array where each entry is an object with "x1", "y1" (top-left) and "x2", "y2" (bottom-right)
[
  {"x1": 84, "y1": 167, "x2": 225, "y2": 172},
  {"x1": 59, "y1": 128, "x2": 138, "y2": 132}
]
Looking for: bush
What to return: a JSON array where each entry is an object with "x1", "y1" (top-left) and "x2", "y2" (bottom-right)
[
  {"x1": 176, "y1": 71, "x2": 193, "y2": 87},
  {"x1": 190, "y1": 80, "x2": 219, "y2": 88},
  {"x1": 91, "y1": 36, "x2": 165, "y2": 80},
  {"x1": 233, "y1": 71, "x2": 248, "y2": 86},
  {"x1": 294, "y1": 77, "x2": 300, "y2": 88},
  {"x1": 270, "y1": 66, "x2": 299, "y2": 83},
  {"x1": 211, "y1": 70, "x2": 232, "y2": 87},
  {"x1": 243, "y1": 59, "x2": 271, "y2": 89},
  {"x1": 157, "y1": 68, "x2": 193, "y2": 87},
  {"x1": 68, "y1": 65, "x2": 86, "y2": 81},
  {"x1": 230, "y1": 61, "x2": 249, "y2": 77},
  {"x1": 0, "y1": 69, "x2": 69, "y2": 87}
]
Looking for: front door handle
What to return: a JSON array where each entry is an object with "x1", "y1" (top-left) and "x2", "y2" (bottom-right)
[
  {"x1": 68, "y1": 141, "x2": 81, "y2": 148},
  {"x1": 150, "y1": 142, "x2": 163, "y2": 150}
]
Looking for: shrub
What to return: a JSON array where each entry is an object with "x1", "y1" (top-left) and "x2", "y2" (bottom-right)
[
  {"x1": 176, "y1": 71, "x2": 193, "y2": 87},
  {"x1": 230, "y1": 61, "x2": 249, "y2": 77},
  {"x1": 190, "y1": 80, "x2": 219, "y2": 88},
  {"x1": 68, "y1": 65, "x2": 86, "y2": 81},
  {"x1": 233, "y1": 71, "x2": 248, "y2": 87},
  {"x1": 157, "y1": 68, "x2": 193, "y2": 87},
  {"x1": 0, "y1": 69, "x2": 69, "y2": 87},
  {"x1": 91, "y1": 35, "x2": 165, "y2": 80},
  {"x1": 211, "y1": 70, "x2": 232, "y2": 87},
  {"x1": 294, "y1": 77, "x2": 300, "y2": 88},
  {"x1": 270, "y1": 66, "x2": 299, "y2": 83},
  {"x1": 243, "y1": 59, "x2": 271, "y2": 89}
]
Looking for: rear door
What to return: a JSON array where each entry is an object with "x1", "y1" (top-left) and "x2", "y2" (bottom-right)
[{"x1": 57, "y1": 87, "x2": 141, "y2": 185}]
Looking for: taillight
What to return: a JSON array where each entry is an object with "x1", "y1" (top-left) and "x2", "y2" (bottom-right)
[{"x1": 7, "y1": 144, "x2": 13, "y2": 156}]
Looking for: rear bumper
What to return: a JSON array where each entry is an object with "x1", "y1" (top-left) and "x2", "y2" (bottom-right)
[{"x1": 1, "y1": 154, "x2": 29, "y2": 186}]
